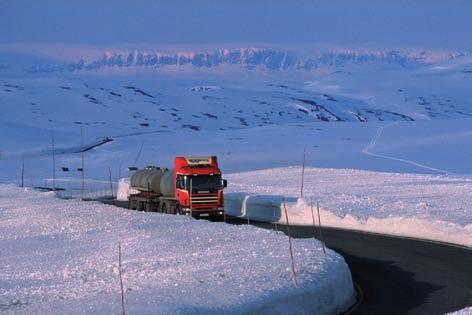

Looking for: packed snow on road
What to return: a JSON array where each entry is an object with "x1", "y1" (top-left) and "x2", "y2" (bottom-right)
[{"x1": 0, "y1": 184, "x2": 355, "y2": 314}]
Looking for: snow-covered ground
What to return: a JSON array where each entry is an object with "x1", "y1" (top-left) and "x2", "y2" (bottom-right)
[
  {"x1": 1, "y1": 45, "x2": 472, "y2": 183},
  {"x1": 448, "y1": 307, "x2": 472, "y2": 315},
  {"x1": 225, "y1": 167, "x2": 472, "y2": 248},
  {"x1": 2, "y1": 2, "x2": 472, "y2": 313},
  {"x1": 0, "y1": 184, "x2": 355, "y2": 314}
]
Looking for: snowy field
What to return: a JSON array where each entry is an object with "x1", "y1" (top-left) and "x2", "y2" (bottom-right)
[
  {"x1": 2, "y1": 39, "x2": 472, "y2": 315},
  {"x1": 0, "y1": 184, "x2": 355, "y2": 315},
  {"x1": 225, "y1": 167, "x2": 472, "y2": 248},
  {"x1": 2, "y1": 2, "x2": 472, "y2": 313},
  {"x1": 1, "y1": 46, "x2": 472, "y2": 183}
]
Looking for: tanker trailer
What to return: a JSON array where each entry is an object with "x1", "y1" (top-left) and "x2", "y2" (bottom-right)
[
  {"x1": 128, "y1": 156, "x2": 227, "y2": 218},
  {"x1": 128, "y1": 166, "x2": 169, "y2": 212}
]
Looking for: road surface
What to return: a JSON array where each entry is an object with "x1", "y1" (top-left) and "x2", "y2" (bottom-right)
[{"x1": 225, "y1": 217, "x2": 472, "y2": 315}]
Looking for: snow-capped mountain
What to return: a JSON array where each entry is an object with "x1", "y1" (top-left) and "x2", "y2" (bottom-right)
[{"x1": 42, "y1": 48, "x2": 471, "y2": 72}]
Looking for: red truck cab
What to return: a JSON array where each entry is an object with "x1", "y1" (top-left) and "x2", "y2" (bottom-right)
[{"x1": 174, "y1": 156, "x2": 227, "y2": 217}]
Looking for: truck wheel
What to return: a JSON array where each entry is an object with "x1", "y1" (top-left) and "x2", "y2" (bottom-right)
[{"x1": 175, "y1": 203, "x2": 183, "y2": 215}]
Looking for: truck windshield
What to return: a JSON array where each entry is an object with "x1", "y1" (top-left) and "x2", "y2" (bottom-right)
[{"x1": 188, "y1": 175, "x2": 222, "y2": 191}]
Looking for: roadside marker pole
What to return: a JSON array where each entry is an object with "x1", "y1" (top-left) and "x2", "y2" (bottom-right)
[
  {"x1": 300, "y1": 149, "x2": 306, "y2": 198},
  {"x1": 51, "y1": 129, "x2": 56, "y2": 191},
  {"x1": 20, "y1": 156, "x2": 25, "y2": 188},
  {"x1": 283, "y1": 202, "x2": 298, "y2": 287},
  {"x1": 247, "y1": 201, "x2": 250, "y2": 225},
  {"x1": 108, "y1": 167, "x2": 114, "y2": 199},
  {"x1": 118, "y1": 242, "x2": 126, "y2": 315},
  {"x1": 80, "y1": 127, "x2": 85, "y2": 201},
  {"x1": 317, "y1": 202, "x2": 326, "y2": 254},
  {"x1": 245, "y1": 195, "x2": 250, "y2": 225},
  {"x1": 273, "y1": 201, "x2": 278, "y2": 231},
  {"x1": 310, "y1": 199, "x2": 317, "y2": 241}
]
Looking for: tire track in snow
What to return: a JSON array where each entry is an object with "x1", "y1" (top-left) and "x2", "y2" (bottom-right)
[{"x1": 362, "y1": 123, "x2": 451, "y2": 175}]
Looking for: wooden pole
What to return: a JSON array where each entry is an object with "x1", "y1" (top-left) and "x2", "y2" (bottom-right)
[
  {"x1": 118, "y1": 242, "x2": 126, "y2": 315},
  {"x1": 51, "y1": 129, "x2": 56, "y2": 191},
  {"x1": 283, "y1": 202, "x2": 298, "y2": 287},
  {"x1": 108, "y1": 167, "x2": 114, "y2": 199},
  {"x1": 273, "y1": 201, "x2": 278, "y2": 231},
  {"x1": 133, "y1": 142, "x2": 144, "y2": 166},
  {"x1": 20, "y1": 156, "x2": 25, "y2": 188},
  {"x1": 300, "y1": 149, "x2": 306, "y2": 198},
  {"x1": 310, "y1": 199, "x2": 317, "y2": 239},
  {"x1": 317, "y1": 202, "x2": 326, "y2": 254},
  {"x1": 81, "y1": 127, "x2": 85, "y2": 201},
  {"x1": 246, "y1": 197, "x2": 250, "y2": 225}
]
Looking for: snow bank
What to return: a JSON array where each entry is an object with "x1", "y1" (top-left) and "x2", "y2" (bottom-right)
[
  {"x1": 0, "y1": 184, "x2": 355, "y2": 314},
  {"x1": 226, "y1": 167, "x2": 472, "y2": 248},
  {"x1": 116, "y1": 178, "x2": 138, "y2": 201},
  {"x1": 447, "y1": 307, "x2": 472, "y2": 315}
]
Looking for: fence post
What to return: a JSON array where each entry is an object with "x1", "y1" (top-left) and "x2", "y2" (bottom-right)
[
  {"x1": 118, "y1": 242, "x2": 126, "y2": 315},
  {"x1": 300, "y1": 149, "x2": 306, "y2": 198},
  {"x1": 109, "y1": 167, "x2": 114, "y2": 199},
  {"x1": 317, "y1": 202, "x2": 326, "y2": 254},
  {"x1": 273, "y1": 201, "x2": 278, "y2": 231},
  {"x1": 283, "y1": 202, "x2": 298, "y2": 287}
]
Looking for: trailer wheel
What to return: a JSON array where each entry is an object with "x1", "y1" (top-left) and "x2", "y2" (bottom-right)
[
  {"x1": 129, "y1": 198, "x2": 137, "y2": 210},
  {"x1": 161, "y1": 203, "x2": 167, "y2": 214}
]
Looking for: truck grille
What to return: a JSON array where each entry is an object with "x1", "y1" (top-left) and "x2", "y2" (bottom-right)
[{"x1": 191, "y1": 194, "x2": 218, "y2": 204}]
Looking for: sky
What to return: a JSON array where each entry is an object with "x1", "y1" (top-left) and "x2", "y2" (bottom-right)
[{"x1": 0, "y1": 0, "x2": 471, "y2": 49}]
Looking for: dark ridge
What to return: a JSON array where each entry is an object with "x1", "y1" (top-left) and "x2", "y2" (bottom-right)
[
  {"x1": 352, "y1": 112, "x2": 368, "y2": 122},
  {"x1": 182, "y1": 124, "x2": 200, "y2": 131},
  {"x1": 323, "y1": 94, "x2": 338, "y2": 102},
  {"x1": 383, "y1": 110, "x2": 415, "y2": 121},
  {"x1": 202, "y1": 112, "x2": 218, "y2": 119},
  {"x1": 293, "y1": 98, "x2": 344, "y2": 121},
  {"x1": 297, "y1": 108, "x2": 309, "y2": 114},
  {"x1": 235, "y1": 117, "x2": 248, "y2": 126},
  {"x1": 83, "y1": 94, "x2": 100, "y2": 104},
  {"x1": 123, "y1": 86, "x2": 154, "y2": 98}
]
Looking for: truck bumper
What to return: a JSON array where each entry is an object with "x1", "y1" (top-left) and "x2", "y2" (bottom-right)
[{"x1": 183, "y1": 207, "x2": 224, "y2": 217}]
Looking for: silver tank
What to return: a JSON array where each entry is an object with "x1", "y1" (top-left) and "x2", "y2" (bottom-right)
[
  {"x1": 130, "y1": 166, "x2": 174, "y2": 197},
  {"x1": 160, "y1": 170, "x2": 175, "y2": 197}
]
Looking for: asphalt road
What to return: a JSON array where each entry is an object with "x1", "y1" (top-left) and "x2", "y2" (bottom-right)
[{"x1": 224, "y1": 217, "x2": 472, "y2": 315}]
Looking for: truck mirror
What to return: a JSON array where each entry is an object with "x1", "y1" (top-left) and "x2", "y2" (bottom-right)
[{"x1": 223, "y1": 179, "x2": 228, "y2": 188}]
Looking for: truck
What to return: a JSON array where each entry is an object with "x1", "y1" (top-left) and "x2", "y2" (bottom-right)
[{"x1": 128, "y1": 156, "x2": 227, "y2": 218}]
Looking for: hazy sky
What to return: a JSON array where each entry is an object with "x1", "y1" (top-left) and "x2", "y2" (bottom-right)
[{"x1": 0, "y1": 0, "x2": 471, "y2": 49}]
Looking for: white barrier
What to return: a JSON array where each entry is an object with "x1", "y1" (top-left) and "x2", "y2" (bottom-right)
[{"x1": 225, "y1": 193, "x2": 298, "y2": 223}]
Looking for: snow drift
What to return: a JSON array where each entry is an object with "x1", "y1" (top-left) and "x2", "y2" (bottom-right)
[
  {"x1": 0, "y1": 184, "x2": 355, "y2": 314},
  {"x1": 225, "y1": 167, "x2": 472, "y2": 248}
]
